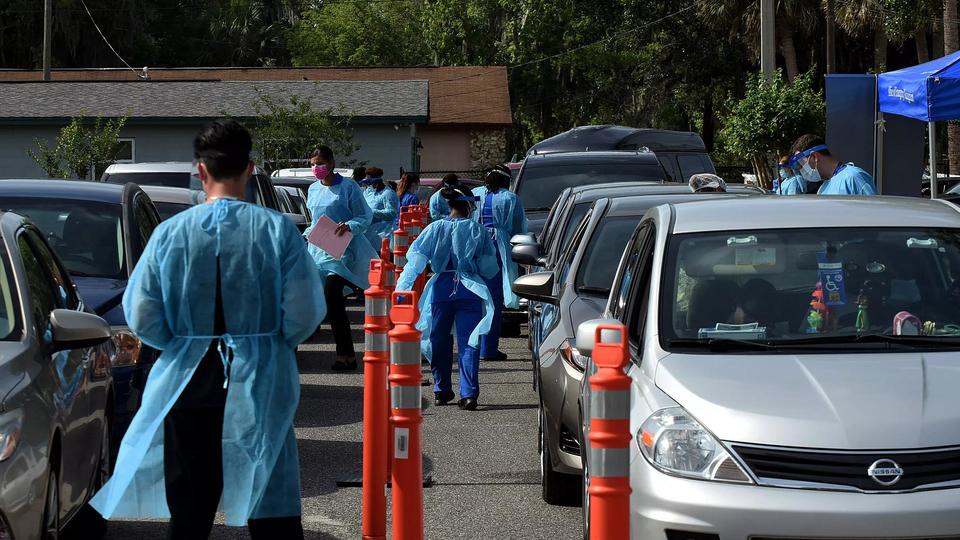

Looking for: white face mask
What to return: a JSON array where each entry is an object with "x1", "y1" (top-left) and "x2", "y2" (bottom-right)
[{"x1": 800, "y1": 161, "x2": 822, "y2": 184}]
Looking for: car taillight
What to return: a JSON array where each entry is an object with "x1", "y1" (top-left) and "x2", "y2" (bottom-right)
[{"x1": 112, "y1": 328, "x2": 142, "y2": 367}]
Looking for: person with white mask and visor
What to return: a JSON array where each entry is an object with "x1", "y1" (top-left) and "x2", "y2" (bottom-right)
[{"x1": 789, "y1": 134, "x2": 877, "y2": 195}]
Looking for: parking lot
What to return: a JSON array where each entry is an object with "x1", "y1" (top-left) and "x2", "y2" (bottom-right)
[{"x1": 104, "y1": 302, "x2": 579, "y2": 539}]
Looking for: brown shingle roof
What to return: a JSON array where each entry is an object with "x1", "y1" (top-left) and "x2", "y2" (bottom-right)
[{"x1": 0, "y1": 66, "x2": 512, "y2": 127}]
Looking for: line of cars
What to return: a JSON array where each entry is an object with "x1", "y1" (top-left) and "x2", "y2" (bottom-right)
[{"x1": 509, "y1": 133, "x2": 960, "y2": 537}]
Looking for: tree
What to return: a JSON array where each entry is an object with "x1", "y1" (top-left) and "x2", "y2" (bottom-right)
[
  {"x1": 946, "y1": 0, "x2": 960, "y2": 174},
  {"x1": 252, "y1": 89, "x2": 360, "y2": 171},
  {"x1": 719, "y1": 69, "x2": 825, "y2": 187},
  {"x1": 28, "y1": 115, "x2": 127, "y2": 179},
  {"x1": 884, "y1": 0, "x2": 939, "y2": 63}
]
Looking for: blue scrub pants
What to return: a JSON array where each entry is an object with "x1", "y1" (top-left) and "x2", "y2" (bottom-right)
[
  {"x1": 480, "y1": 252, "x2": 504, "y2": 359},
  {"x1": 430, "y1": 273, "x2": 484, "y2": 398}
]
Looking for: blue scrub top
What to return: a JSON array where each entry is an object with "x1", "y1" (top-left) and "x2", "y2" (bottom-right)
[
  {"x1": 778, "y1": 175, "x2": 806, "y2": 195},
  {"x1": 818, "y1": 164, "x2": 878, "y2": 195}
]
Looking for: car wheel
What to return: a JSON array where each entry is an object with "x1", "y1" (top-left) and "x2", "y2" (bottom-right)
[
  {"x1": 41, "y1": 469, "x2": 60, "y2": 540},
  {"x1": 64, "y1": 423, "x2": 110, "y2": 539},
  {"x1": 539, "y1": 403, "x2": 579, "y2": 506}
]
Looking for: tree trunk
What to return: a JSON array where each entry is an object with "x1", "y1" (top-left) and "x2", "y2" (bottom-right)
[
  {"x1": 825, "y1": 0, "x2": 836, "y2": 73},
  {"x1": 917, "y1": 27, "x2": 931, "y2": 64},
  {"x1": 945, "y1": 0, "x2": 960, "y2": 175},
  {"x1": 778, "y1": 19, "x2": 800, "y2": 82},
  {"x1": 875, "y1": 28, "x2": 888, "y2": 72},
  {"x1": 702, "y1": 92, "x2": 715, "y2": 152}
]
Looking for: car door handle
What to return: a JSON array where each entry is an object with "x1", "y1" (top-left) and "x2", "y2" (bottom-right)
[{"x1": 533, "y1": 304, "x2": 543, "y2": 314}]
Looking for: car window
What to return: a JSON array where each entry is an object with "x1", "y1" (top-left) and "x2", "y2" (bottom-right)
[
  {"x1": 25, "y1": 230, "x2": 79, "y2": 311},
  {"x1": 18, "y1": 233, "x2": 57, "y2": 338},
  {"x1": 154, "y1": 202, "x2": 192, "y2": 221},
  {"x1": 678, "y1": 154, "x2": 714, "y2": 181},
  {"x1": 553, "y1": 203, "x2": 592, "y2": 264},
  {"x1": 515, "y1": 161, "x2": 664, "y2": 211},
  {"x1": 539, "y1": 188, "x2": 572, "y2": 245},
  {"x1": 132, "y1": 193, "x2": 159, "y2": 256},
  {"x1": 558, "y1": 214, "x2": 590, "y2": 287},
  {"x1": 3, "y1": 198, "x2": 125, "y2": 279},
  {"x1": 658, "y1": 156, "x2": 682, "y2": 183},
  {"x1": 0, "y1": 245, "x2": 20, "y2": 341},
  {"x1": 611, "y1": 223, "x2": 653, "y2": 321},
  {"x1": 575, "y1": 217, "x2": 643, "y2": 297},
  {"x1": 103, "y1": 172, "x2": 191, "y2": 188},
  {"x1": 625, "y1": 225, "x2": 657, "y2": 348}
]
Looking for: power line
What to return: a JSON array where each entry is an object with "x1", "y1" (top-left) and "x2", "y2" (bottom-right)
[{"x1": 79, "y1": 0, "x2": 146, "y2": 79}]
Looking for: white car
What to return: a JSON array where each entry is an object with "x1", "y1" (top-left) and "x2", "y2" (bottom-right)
[
  {"x1": 270, "y1": 167, "x2": 355, "y2": 178},
  {"x1": 576, "y1": 196, "x2": 960, "y2": 539}
]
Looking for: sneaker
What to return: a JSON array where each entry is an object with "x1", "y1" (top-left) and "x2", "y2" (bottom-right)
[
  {"x1": 434, "y1": 391, "x2": 455, "y2": 406},
  {"x1": 457, "y1": 397, "x2": 478, "y2": 411},
  {"x1": 331, "y1": 359, "x2": 357, "y2": 371}
]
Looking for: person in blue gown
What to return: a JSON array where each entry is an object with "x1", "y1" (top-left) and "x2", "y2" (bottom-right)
[
  {"x1": 429, "y1": 173, "x2": 471, "y2": 221},
  {"x1": 397, "y1": 186, "x2": 499, "y2": 410},
  {"x1": 776, "y1": 158, "x2": 807, "y2": 195},
  {"x1": 396, "y1": 172, "x2": 421, "y2": 227},
  {"x1": 91, "y1": 120, "x2": 326, "y2": 539},
  {"x1": 473, "y1": 164, "x2": 528, "y2": 361},
  {"x1": 789, "y1": 134, "x2": 877, "y2": 195},
  {"x1": 304, "y1": 146, "x2": 378, "y2": 371},
  {"x1": 361, "y1": 166, "x2": 399, "y2": 249}
]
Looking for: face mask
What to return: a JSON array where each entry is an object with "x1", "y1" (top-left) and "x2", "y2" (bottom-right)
[
  {"x1": 312, "y1": 164, "x2": 329, "y2": 180},
  {"x1": 800, "y1": 161, "x2": 821, "y2": 184}
]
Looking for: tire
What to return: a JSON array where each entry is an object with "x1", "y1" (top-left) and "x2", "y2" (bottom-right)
[
  {"x1": 64, "y1": 423, "x2": 110, "y2": 539},
  {"x1": 539, "y1": 404, "x2": 580, "y2": 506},
  {"x1": 581, "y1": 439, "x2": 591, "y2": 540},
  {"x1": 41, "y1": 468, "x2": 60, "y2": 540},
  {"x1": 502, "y1": 321, "x2": 523, "y2": 338}
]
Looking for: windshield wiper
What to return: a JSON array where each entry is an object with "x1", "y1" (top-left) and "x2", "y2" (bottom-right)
[
  {"x1": 68, "y1": 270, "x2": 93, "y2": 277},
  {"x1": 577, "y1": 286, "x2": 610, "y2": 296},
  {"x1": 776, "y1": 334, "x2": 960, "y2": 349},
  {"x1": 666, "y1": 338, "x2": 776, "y2": 351}
]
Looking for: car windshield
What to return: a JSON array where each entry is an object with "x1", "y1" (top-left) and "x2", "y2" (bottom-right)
[
  {"x1": 0, "y1": 247, "x2": 19, "y2": 341},
  {"x1": 154, "y1": 201, "x2": 192, "y2": 221},
  {"x1": 516, "y1": 161, "x2": 663, "y2": 211},
  {"x1": 103, "y1": 172, "x2": 194, "y2": 189},
  {"x1": 661, "y1": 227, "x2": 960, "y2": 350},
  {"x1": 1, "y1": 199, "x2": 125, "y2": 279},
  {"x1": 575, "y1": 217, "x2": 640, "y2": 296}
]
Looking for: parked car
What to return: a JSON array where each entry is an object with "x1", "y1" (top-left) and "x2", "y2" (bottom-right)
[
  {"x1": 527, "y1": 125, "x2": 716, "y2": 183},
  {"x1": 139, "y1": 185, "x2": 207, "y2": 221},
  {"x1": 417, "y1": 177, "x2": 484, "y2": 210},
  {"x1": 0, "y1": 180, "x2": 162, "y2": 455},
  {"x1": 102, "y1": 162, "x2": 198, "y2": 189},
  {"x1": 512, "y1": 150, "x2": 667, "y2": 236},
  {"x1": 270, "y1": 167, "x2": 354, "y2": 178},
  {"x1": 273, "y1": 176, "x2": 315, "y2": 201},
  {"x1": 0, "y1": 210, "x2": 114, "y2": 540},
  {"x1": 573, "y1": 196, "x2": 960, "y2": 538},
  {"x1": 512, "y1": 190, "x2": 753, "y2": 505},
  {"x1": 275, "y1": 185, "x2": 310, "y2": 232}
]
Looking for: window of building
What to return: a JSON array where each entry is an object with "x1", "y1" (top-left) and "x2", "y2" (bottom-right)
[{"x1": 115, "y1": 138, "x2": 135, "y2": 163}]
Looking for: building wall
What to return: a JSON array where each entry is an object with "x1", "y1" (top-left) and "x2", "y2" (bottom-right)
[
  {"x1": 418, "y1": 126, "x2": 472, "y2": 172},
  {"x1": 0, "y1": 122, "x2": 415, "y2": 179}
]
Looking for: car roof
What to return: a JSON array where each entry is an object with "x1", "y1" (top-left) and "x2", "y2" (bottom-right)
[
  {"x1": 0, "y1": 179, "x2": 125, "y2": 203},
  {"x1": 139, "y1": 185, "x2": 204, "y2": 205},
  {"x1": 567, "y1": 182, "x2": 682, "y2": 202},
  {"x1": 523, "y1": 150, "x2": 659, "y2": 165},
  {"x1": 604, "y1": 192, "x2": 753, "y2": 218},
  {"x1": 669, "y1": 196, "x2": 960, "y2": 234},
  {"x1": 273, "y1": 176, "x2": 316, "y2": 187},
  {"x1": 276, "y1": 185, "x2": 303, "y2": 197},
  {"x1": 104, "y1": 162, "x2": 193, "y2": 174}
]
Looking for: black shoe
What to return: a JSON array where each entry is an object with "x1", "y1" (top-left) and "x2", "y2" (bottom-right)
[
  {"x1": 331, "y1": 359, "x2": 357, "y2": 371},
  {"x1": 457, "y1": 397, "x2": 478, "y2": 411},
  {"x1": 435, "y1": 391, "x2": 455, "y2": 406},
  {"x1": 481, "y1": 351, "x2": 508, "y2": 362},
  {"x1": 421, "y1": 376, "x2": 433, "y2": 387}
]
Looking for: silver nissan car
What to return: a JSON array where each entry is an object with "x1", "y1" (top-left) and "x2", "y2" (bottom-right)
[{"x1": 577, "y1": 196, "x2": 960, "y2": 539}]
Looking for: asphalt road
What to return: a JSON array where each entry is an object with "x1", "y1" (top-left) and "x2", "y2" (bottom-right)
[{"x1": 105, "y1": 302, "x2": 581, "y2": 539}]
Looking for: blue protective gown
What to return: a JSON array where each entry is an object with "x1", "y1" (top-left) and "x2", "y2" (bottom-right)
[
  {"x1": 363, "y1": 185, "x2": 399, "y2": 250},
  {"x1": 396, "y1": 191, "x2": 420, "y2": 226},
  {"x1": 471, "y1": 185, "x2": 527, "y2": 309},
  {"x1": 817, "y1": 164, "x2": 878, "y2": 195},
  {"x1": 429, "y1": 186, "x2": 473, "y2": 221},
  {"x1": 396, "y1": 218, "x2": 498, "y2": 397},
  {"x1": 778, "y1": 175, "x2": 806, "y2": 195},
  {"x1": 305, "y1": 173, "x2": 379, "y2": 289},
  {"x1": 91, "y1": 199, "x2": 326, "y2": 525}
]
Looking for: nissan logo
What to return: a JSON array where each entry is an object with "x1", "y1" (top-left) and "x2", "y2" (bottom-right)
[{"x1": 867, "y1": 459, "x2": 904, "y2": 487}]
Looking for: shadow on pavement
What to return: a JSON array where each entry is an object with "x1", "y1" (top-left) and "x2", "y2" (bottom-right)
[
  {"x1": 298, "y1": 438, "x2": 434, "y2": 497},
  {"x1": 296, "y1": 384, "x2": 363, "y2": 428}
]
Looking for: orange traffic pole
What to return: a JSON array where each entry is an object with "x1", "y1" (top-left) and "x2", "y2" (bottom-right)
[
  {"x1": 393, "y1": 221, "x2": 410, "y2": 271},
  {"x1": 361, "y1": 260, "x2": 392, "y2": 539},
  {"x1": 588, "y1": 324, "x2": 632, "y2": 540},
  {"x1": 382, "y1": 245, "x2": 396, "y2": 477},
  {"x1": 380, "y1": 237, "x2": 392, "y2": 263},
  {"x1": 389, "y1": 291, "x2": 424, "y2": 540}
]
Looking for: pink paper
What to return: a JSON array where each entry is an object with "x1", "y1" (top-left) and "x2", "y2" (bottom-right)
[{"x1": 306, "y1": 214, "x2": 352, "y2": 260}]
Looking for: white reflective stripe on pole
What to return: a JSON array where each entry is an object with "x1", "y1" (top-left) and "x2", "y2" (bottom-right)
[{"x1": 930, "y1": 121, "x2": 938, "y2": 200}]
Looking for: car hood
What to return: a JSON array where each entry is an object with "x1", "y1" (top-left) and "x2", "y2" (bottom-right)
[
  {"x1": 73, "y1": 276, "x2": 127, "y2": 318},
  {"x1": 654, "y1": 352, "x2": 960, "y2": 449}
]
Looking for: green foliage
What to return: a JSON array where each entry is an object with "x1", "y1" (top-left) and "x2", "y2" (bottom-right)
[
  {"x1": 884, "y1": 0, "x2": 939, "y2": 43},
  {"x1": 719, "y1": 69, "x2": 825, "y2": 184},
  {"x1": 253, "y1": 89, "x2": 360, "y2": 171},
  {"x1": 28, "y1": 115, "x2": 128, "y2": 180}
]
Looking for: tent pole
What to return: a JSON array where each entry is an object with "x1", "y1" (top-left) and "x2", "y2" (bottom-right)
[{"x1": 930, "y1": 121, "x2": 938, "y2": 199}]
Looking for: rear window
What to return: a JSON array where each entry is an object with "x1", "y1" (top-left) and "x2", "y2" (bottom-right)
[
  {"x1": 516, "y1": 161, "x2": 663, "y2": 211},
  {"x1": 575, "y1": 216, "x2": 641, "y2": 296},
  {"x1": 103, "y1": 172, "x2": 194, "y2": 189}
]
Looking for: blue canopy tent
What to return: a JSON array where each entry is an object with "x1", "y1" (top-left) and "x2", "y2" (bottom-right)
[{"x1": 878, "y1": 50, "x2": 960, "y2": 198}]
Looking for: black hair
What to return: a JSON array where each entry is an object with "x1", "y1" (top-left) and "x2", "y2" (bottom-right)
[
  {"x1": 441, "y1": 186, "x2": 474, "y2": 216},
  {"x1": 789, "y1": 134, "x2": 831, "y2": 157},
  {"x1": 193, "y1": 119, "x2": 252, "y2": 179},
  {"x1": 310, "y1": 145, "x2": 334, "y2": 162},
  {"x1": 484, "y1": 164, "x2": 512, "y2": 190},
  {"x1": 352, "y1": 166, "x2": 366, "y2": 181},
  {"x1": 442, "y1": 173, "x2": 459, "y2": 185}
]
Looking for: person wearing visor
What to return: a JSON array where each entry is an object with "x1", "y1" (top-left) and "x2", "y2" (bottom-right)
[
  {"x1": 395, "y1": 172, "x2": 421, "y2": 227},
  {"x1": 789, "y1": 134, "x2": 877, "y2": 195},
  {"x1": 397, "y1": 186, "x2": 498, "y2": 410},
  {"x1": 360, "y1": 166, "x2": 400, "y2": 249},
  {"x1": 429, "y1": 173, "x2": 470, "y2": 221},
  {"x1": 689, "y1": 173, "x2": 727, "y2": 193},
  {"x1": 352, "y1": 166, "x2": 366, "y2": 184},
  {"x1": 473, "y1": 164, "x2": 527, "y2": 362},
  {"x1": 777, "y1": 157, "x2": 806, "y2": 195}
]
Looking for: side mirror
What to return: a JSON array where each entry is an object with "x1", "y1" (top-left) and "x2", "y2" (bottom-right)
[
  {"x1": 49, "y1": 309, "x2": 111, "y2": 351},
  {"x1": 511, "y1": 271, "x2": 557, "y2": 305},
  {"x1": 575, "y1": 318, "x2": 622, "y2": 357},
  {"x1": 512, "y1": 243, "x2": 545, "y2": 267},
  {"x1": 510, "y1": 233, "x2": 538, "y2": 246}
]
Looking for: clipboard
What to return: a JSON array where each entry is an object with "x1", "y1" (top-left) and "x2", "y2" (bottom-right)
[{"x1": 306, "y1": 214, "x2": 352, "y2": 260}]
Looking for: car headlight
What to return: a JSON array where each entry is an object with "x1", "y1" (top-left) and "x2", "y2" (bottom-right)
[
  {"x1": 559, "y1": 338, "x2": 587, "y2": 371},
  {"x1": 0, "y1": 412, "x2": 22, "y2": 462},
  {"x1": 638, "y1": 407, "x2": 751, "y2": 483},
  {"x1": 111, "y1": 327, "x2": 142, "y2": 367}
]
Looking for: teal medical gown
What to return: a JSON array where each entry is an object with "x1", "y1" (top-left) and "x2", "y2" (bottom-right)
[
  {"x1": 429, "y1": 185, "x2": 474, "y2": 221},
  {"x1": 396, "y1": 218, "x2": 499, "y2": 361},
  {"x1": 818, "y1": 164, "x2": 878, "y2": 195},
  {"x1": 778, "y1": 175, "x2": 806, "y2": 195},
  {"x1": 363, "y1": 185, "x2": 399, "y2": 249},
  {"x1": 471, "y1": 185, "x2": 528, "y2": 309},
  {"x1": 90, "y1": 198, "x2": 326, "y2": 525},
  {"x1": 305, "y1": 174, "x2": 379, "y2": 289}
]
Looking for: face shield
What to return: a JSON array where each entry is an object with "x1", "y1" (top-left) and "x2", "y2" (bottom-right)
[{"x1": 788, "y1": 144, "x2": 829, "y2": 172}]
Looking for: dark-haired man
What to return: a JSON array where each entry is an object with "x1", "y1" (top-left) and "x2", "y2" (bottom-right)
[
  {"x1": 789, "y1": 134, "x2": 877, "y2": 195},
  {"x1": 91, "y1": 119, "x2": 325, "y2": 539}
]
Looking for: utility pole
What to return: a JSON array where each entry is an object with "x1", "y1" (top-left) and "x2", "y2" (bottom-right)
[
  {"x1": 760, "y1": 0, "x2": 776, "y2": 81},
  {"x1": 42, "y1": 0, "x2": 52, "y2": 81}
]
